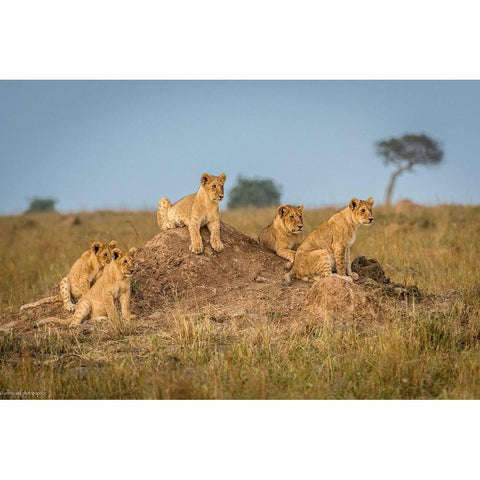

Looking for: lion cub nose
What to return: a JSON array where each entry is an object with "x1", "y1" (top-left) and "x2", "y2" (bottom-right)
[
  {"x1": 219, "y1": 194, "x2": 224, "y2": 199},
  {"x1": 298, "y1": 225, "x2": 303, "y2": 230},
  {"x1": 369, "y1": 217, "x2": 374, "y2": 223}
]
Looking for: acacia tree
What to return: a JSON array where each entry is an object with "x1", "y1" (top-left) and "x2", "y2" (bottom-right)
[{"x1": 376, "y1": 133, "x2": 444, "y2": 206}]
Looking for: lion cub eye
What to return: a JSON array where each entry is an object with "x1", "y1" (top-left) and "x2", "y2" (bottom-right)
[
  {"x1": 361, "y1": 209, "x2": 365, "y2": 213},
  {"x1": 124, "y1": 260, "x2": 128, "y2": 264},
  {"x1": 212, "y1": 185, "x2": 217, "y2": 189},
  {"x1": 290, "y1": 215, "x2": 295, "y2": 220}
]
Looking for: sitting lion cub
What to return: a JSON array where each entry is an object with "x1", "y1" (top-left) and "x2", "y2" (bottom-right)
[
  {"x1": 20, "y1": 240, "x2": 117, "y2": 313},
  {"x1": 157, "y1": 172, "x2": 227, "y2": 254},
  {"x1": 286, "y1": 197, "x2": 374, "y2": 283},
  {"x1": 258, "y1": 205, "x2": 304, "y2": 262},
  {"x1": 37, "y1": 247, "x2": 137, "y2": 328}
]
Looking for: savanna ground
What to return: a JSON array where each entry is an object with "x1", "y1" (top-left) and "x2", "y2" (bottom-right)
[{"x1": 1, "y1": 203, "x2": 480, "y2": 399}]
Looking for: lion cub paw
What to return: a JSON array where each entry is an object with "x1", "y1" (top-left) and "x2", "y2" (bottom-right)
[
  {"x1": 332, "y1": 274, "x2": 353, "y2": 283},
  {"x1": 64, "y1": 302, "x2": 76, "y2": 312},
  {"x1": 285, "y1": 253, "x2": 296, "y2": 263},
  {"x1": 189, "y1": 243, "x2": 204, "y2": 255},
  {"x1": 349, "y1": 272, "x2": 359, "y2": 280},
  {"x1": 211, "y1": 240, "x2": 224, "y2": 253}
]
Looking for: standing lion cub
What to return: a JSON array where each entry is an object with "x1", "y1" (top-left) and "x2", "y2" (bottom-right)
[
  {"x1": 157, "y1": 172, "x2": 226, "y2": 254},
  {"x1": 258, "y1": 205, "x2": 304, "y2": 262},
  {"x1": 286, "y1": 197, "x2": 374, "y2": 283}
]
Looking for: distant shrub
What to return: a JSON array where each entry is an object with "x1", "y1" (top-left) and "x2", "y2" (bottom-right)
[
  {"x1": 227, "y1": 176, "x2": 282, "y2": 209},
  {"x1": 25, "y1": 197, "x2": 57, "y2": 213}
]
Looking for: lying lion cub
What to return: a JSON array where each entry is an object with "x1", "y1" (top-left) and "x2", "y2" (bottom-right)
[
  {"x1": 258, "y1": 205, "x2": 304, "y2": 262},
  {"x1": 20, "y1": 240, "x2": 117, "y2": 313},
  {"x1": 286, "y1": 197, "x2": 374, "y2": 283},
  {"x1": 157, "y1": 172, "x2": 226, "y2": 254},
  {"x1": 37, "y1": 247, "x2": 137, "y2": 328}
]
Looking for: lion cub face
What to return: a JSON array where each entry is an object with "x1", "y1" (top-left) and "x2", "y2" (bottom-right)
[
  {"x1": 349, "y1": 197, "x2": 374, "y2": 225},
  {"x1": 201, "y1": 173, "x2": 227, "y2": 203},
  {"x1": 112, "y1": 247, "x2": 137, "y2": 277},
  {"x1": 279, "y1": 205, "x2": 304, "y2": 234},
  {"x1": 92, "y1": 241, "x2": 115, "y2": 268}
]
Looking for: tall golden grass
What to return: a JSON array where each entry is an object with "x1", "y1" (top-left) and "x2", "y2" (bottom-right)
[{"x1": 1, "y1": 204, "x2": 480, "y2": 399}]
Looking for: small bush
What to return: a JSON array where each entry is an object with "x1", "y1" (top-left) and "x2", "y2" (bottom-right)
[
  {"x1": 227, "y1": 176, "x2": 281, "y2": 209},
  {"x1": 25, "y1": 197, "x2": 57, "y2": 213}
]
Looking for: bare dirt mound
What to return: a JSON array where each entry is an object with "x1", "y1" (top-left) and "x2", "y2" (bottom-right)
[
  {"x1": 304, "y1": 277, "x2": 380, "y2": 322},
  {"x1": 6, "y1": 223, "x2": 426, "y2": 333},
  {"x1": 131, "y1": 222, "x2": 310, "y2": 321},
  {"x1": 302, "y1": 257, "x2": 424, "y2": 324},
  {"x1": 352, "y1": 256, "x2": 422, "y2": 300}
]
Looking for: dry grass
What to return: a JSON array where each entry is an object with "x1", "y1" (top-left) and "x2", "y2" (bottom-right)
[{"x1": 1, "y1": 205, "x2": 480, "y2": 399}]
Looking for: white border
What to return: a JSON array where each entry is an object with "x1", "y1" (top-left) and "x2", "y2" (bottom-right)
[
  {"x1": 1, "y1": 0, "x2": 480, "y2": 79},
  {"x1": 1, "y1": 401, "x2": 478, "y2": 479}
]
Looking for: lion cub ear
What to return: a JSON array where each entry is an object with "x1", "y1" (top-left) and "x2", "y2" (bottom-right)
[
  {"x1": 218, "y1": 173, "x2": 227, "y2": 185},
  {"x1": 201, "y1": 173, "x2": 211, "y2": 185},
  {"x1": 278, "y1": 205, "x2": 287, "y2": 217},
  {"x1": 349, "y1": 198, "x2": 359, "y2": 210},
  {"x1": 108, "y1": 240, "x2": 118, "y2": 249},
  {"x1": 128, "y1": 247, "x2": 137, "y2": 257},
  {"x1": 112, "y1": 248, "x2": 122, "y2": 260},
  {"x1": 91, "y1": 242, "x2": 103, "y2": 254},
  {"x1": 297, "y1": 205, "x2": 304, "y2": 213},
  {"x1": 366, "y1": 197, "x2": 374, "y2": 206}
]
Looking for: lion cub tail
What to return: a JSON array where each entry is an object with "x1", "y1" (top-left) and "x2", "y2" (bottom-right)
[
  {"x1": 36, "y1": 317, "x2": 73, "y2": 327},
  {"x1": 20, "y1": 295, "x2": 61, "y2": 313},
  {"x1": 157, "y1": 197, "x2": 172, "y2": 231}
]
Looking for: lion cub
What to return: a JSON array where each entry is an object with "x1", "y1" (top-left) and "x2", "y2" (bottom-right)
[
  {"x1": 157, "y1": 172, "x2": 226, "y2": 254},
  {"x1": 286, "y1": 197, "x2": 374, "y2": 283},
  {"x1": 258, "y1": 205, "x2": 304, "y2": 262},
  {"x1": 20, "y1": 240, "x2": 117, "y2": 313},
  {"x1": 37, "y1": 247, "x2": 137, "y2": 328}
]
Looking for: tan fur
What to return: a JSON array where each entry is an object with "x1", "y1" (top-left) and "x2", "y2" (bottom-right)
[
  {"x1": 258, "y1": 205, "x2": 304, "y2": 262},
  {"x1": 20, "y1": 241, "x2": 118, "y2": 313},
  {"x1": 157, "y1": 173, "x2": 227, "y2": 254},
  {"x1": 37, "y1": 248, "x2": 137, "y2": 328},
  {"x1": 286, "y1": 197, "x2": 374, "y2": 283}
]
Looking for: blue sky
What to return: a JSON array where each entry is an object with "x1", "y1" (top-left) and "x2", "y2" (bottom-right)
[{"x1": 0, "y1": 80, "x2": 479, "y2": 214}]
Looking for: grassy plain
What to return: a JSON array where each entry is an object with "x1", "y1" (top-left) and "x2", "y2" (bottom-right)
[{"x1": 1, "y1": 204, "x2": 480, "y2": 399}]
